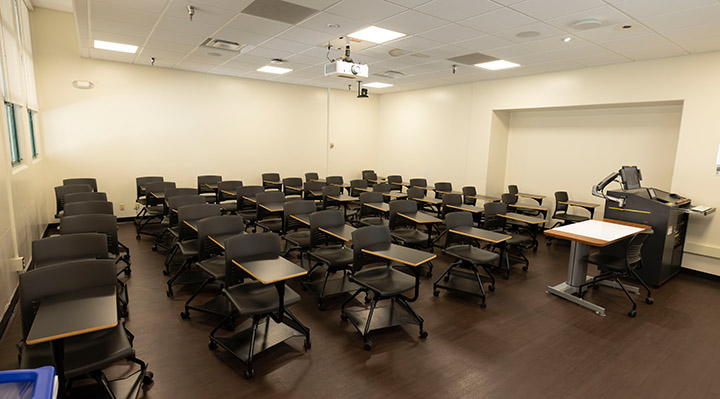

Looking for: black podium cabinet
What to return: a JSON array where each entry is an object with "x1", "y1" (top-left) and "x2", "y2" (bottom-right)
[{"x1": 602, "y1": 187, "x2": 690, "y2": 286}]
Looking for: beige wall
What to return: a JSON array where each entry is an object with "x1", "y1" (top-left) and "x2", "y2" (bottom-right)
[
  {"x1": 378, "y1": 53, "x2": 720, "y2": 275},
  {"x1": 33, "y1": 9, "x2": 378, "y2": 220}
]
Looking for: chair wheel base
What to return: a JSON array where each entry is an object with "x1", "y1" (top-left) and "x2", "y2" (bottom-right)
[
  {"x1": 645, "y1": 297, "x2": 654, "y2": 304},
  {"x1": 628, "y1": 309, "x2": 637, "y2": 317},
  {"x1": 142, "y1": 371, "x2": 154, "y2": 385},
  {"x1": 419, "y1": 331, "x2": 428, "y2": 339},
  {"x1": 433, "y1": 289, "x2": 439, "y2": 297}
]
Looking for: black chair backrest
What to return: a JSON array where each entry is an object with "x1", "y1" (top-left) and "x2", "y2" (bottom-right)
[
  {"x1": 361, "y1": 170, "x2": 375, "y2": 180},
  {"x1": 224, "y1": 233, "x2": 281, "y2": 286},
  {"x1": 19, "y1": 259, "x2": 116, "y2": 339},
  {"x1": 63, "y1": 178, "x2": 97, "y2": 192},
  {"x1": 326, "y1": 176, "x2": 343, "y2": 186},
  {"x1": 445, "y1": 212, "x2": 475, "y2": 247},
  {"x1": 165, "y1": 188, "x2": 198, "y2": 199},
  {"x1": 409, "y1": 178, "x2": 427, "y2": 195},
  {"x1": 197, "y1": 215, "x2": 244, "y2": 260},
  {"x1": 59, "y1": 214, "x2": 119, "y2": 255},
  {"x1": 262, "y1": 173, "x2": 282, "y2": 190},
  {"x1": 483, "y1": 202, "x2": 507, "y2": 231},
  {"x1": 32, "y1": 233, "x2": 108, "y2": 268},
  {"x1": 218, "y1": 180, "x2": 244, "y2": 202},
  {"x1": 407, "y1": 187, "x2": 425, "y2": 200},
  {"x1": 167, "y1": 195, "x2": 207, "y2": 226},
  {"x1": 64, "y1": 201, "x2": 114, "y2": 216},
  {"x1": 435, "y1": 182, "x2": 452, "y2": 192},
  {"x1": 309, "y1": 209, "x2": 345, "y2": 247},
  {"x1": 145, "y1": 182, "x2": 176, "y2": 206},
  {"x1": 359, "y1": 191, "x2": 383, "y2": 204},
  {"x1": 198, "y1": 175, "x2": 222, "y2": 194},
  {"x1": 284, "y1": 200, "x2": 315, "y2": 232},
  {"x1": 349, "y1": 179, "x2": 368, "y2": 197},
  {"x1": 304, "y1": 181, "x2": 325, "y2": 200},
  {"x1": 387, "y1": 175, "x2": 403, "y2": 191},
  {"x1": 237, "y1": 186, "x2": 265, "y2": 212},
  {"x1": 508, "y1": 185, "x2": 518, "y2": 195},
  {"x1": 136, "y1": 176, "x2": 163, "y2": 199},
  {"x1": 322, "y1": 185, "x2": 341, "y2": 197},
  {"x1": 351, "y1": 225, "x2": 391, "y2": 272},
  {"x1": 283, "y1": 177, "x2": 303, "y2": 196},
  {"x1": 65, "y1": 191, "x2": 107, "y2": 204},
  {"x1": 627, "y1": 229, "x2": 654, "y2": 266},
  {"x1": 373, "y1": 183, "x2": 391, "y2": 193},
  {"x1": 55, "y1": 184, "x2": 92, "y2": 215},
  {"x1": 389, "y1": 200, "x2": 417, "y2": 229},
  {"x1": 441, "y1": 193, "x2": 462, "y2": 217},
  {"x1": 554, "y1": 191, "x2": 569, "y2": 215},
  {"x1": 305, "y1": 172, "x2": 319, "y2": 182},
  {"x1": 462, "y1": 186, "x2": 477, "y2": 205},
  {"x1": 501, "y1": 193, "x2": 517, "y2": 205},
  {"x1": 178, "y1": 204, "x2": 221, "y2": 241},
  {"x1": 256, "y1": 191, "x2": 285, "y2": 224}
]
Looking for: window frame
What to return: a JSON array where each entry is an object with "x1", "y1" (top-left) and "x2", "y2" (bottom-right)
[
  {"x1": 6, "y1": 102, "x2": 21, "y2": 165},
  {"x1": 28, "y1": 108, "x2": 37, "y2": 158}
]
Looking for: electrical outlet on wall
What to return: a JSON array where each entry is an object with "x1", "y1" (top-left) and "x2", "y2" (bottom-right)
[
  {"x1": 119, "y1": 204, "x2": 125, "y2": 211},
  {"x1": 10, "y1": 257, "x2": 25, "y2": 272}
]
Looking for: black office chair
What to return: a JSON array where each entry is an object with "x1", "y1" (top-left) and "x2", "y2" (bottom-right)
[
  {"x1": 255, "y1": 191, "x2": 285, "y2": 233},
  {"x1": 434, "y1": 212, "x2": 497, "y2": 307},
  {"x1": 209, "y1": 233, "x2": 310, "y2": 378},
  {"x1": 357, "y1": 192, "x2": 387, "y2": 227},
  {"x1": 217, "y1": 180, "x2": 243, "y2": 214},
  {"x1": 321, "y1": 185, "x2": 342, "y2": 210},
  {"x1": 261, "y1": 173, "x2": 282, "y2": 191},
  {"x1": 134, "y1": 176, "x2": 163, "y2": 235},
  {"x1": 434, "y1": 182, "x2": 452, "y2": 199},
  {"x1": 373, "y1": 183, "x2": 391, "y2": 203},
  {"x1": 407, "y1": 187, "x2": 432, "y2": 214},
  {"x1": 441, "y1": 193, "x2": 463, "y2": 219},
  {"x1": 165, "y1": 187, "x2": 198, "y2": 200},
  {"x1": 17, "y1": 259, "x2": 152, "y2": 396},
  {"x1": 198, "y1": 175, "x2": 222, "y2": 203},
  {"x1": 547, "y1": 191, "x2": 591, "y2": 246},
  {"x1": 341, "y1": 225, "x2": 427, "y2": 350},
  {"x1": 508, "y1": 185, "x2": 518, "y2": 196},
  {"x1": 59, "y1": 214, "x2": 131, "y2": 276},
  {"x1": 349, "y1": 179, "x2": 369, "y2": 197},
  {"x1": 283, "y1": 177, "x2": 304, "y2": 199},
  {"x1": 409, "y1": 178, "x2": 428, "y2": 195},
  {"x1": 283, "y1": 200, "x2": 315, "y2": 263},
  {"x1": 63, "y1": 201, "x2": 114, "y2": 216},
  {"x1": 136, "y1": 181, "x2": 175, "y2": 239},
  {"x1": 64, "y1": 191, "x2": 107, "y2": 204},
  {"x1": 326, "y1": 175, "x2": 344, "y2": 187},
  {"x1": 156, "y1": 195, "x2": 207, "y2": 253},
  {"x1": 462, "y1": 186, "x2": 477, "y2": 205},
  {"x1": 236, "y1": 185, "x2": 265, "y2": 231},
  {"x1": 304, "y1": 181, "x2": 325, "y2": 205},
  {"x1": 361, "y1": 170, "x2": 375, "y2": 185},
  {"x1": 388, "y1": 200, "x2": 429, "y2": 249},
  {"x1": 32, "y1": 233, "x2": 108, "y2": 268},
  {"x1": 54, "y1": 184, "x2": 92, "y2": 218},
  {"x1": 483, "y1": 202, "x2": 531, "y2": 278},
  {"x1": 581, "y1": 229, "x2": 655, "y2": 317},
  {"x1": 166, "y1": 203, "x2": 221, "y2": 296},
  {"x1": 387, "y1": 175, "x2": 403, "y2": 192},
  {"x1": 501, "y1": 193, "x2": 529, "y2": 226},
  {"x1": 304, "y1": 172, "x2": 319, "y2": 182},
  {"x1": 63, "y1": 178, "x2": 98, "y2": 192},
  {"x1": 305, "y1": 210, "x2": 355, "y2": 310},
  {"x1": 182, "y1": 215, "x2": 245, "y2": 321}
]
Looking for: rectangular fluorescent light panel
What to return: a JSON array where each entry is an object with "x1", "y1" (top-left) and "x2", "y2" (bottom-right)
[
  {"x1": 475, "y1": 60, "x2": 520, "y2": 71},
  {"x1": 257, "y1": 65, "x2": 293, "y2": 74},
  {"x1": 364, "y1": 82, "x2": 393, "y2": 88},
  {"x1": 93, "y1": 40, "x2": 138, "y2": 54},
  {"x1": 349, "y1": 26, "x2": 405, "y2": 44}
]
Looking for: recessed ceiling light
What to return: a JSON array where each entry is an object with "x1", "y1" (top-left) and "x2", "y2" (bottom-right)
[
  {"x1": 475, "y1": 60, "x2": 520, "y2": 71},
  {"x1": 93, "y1": 40, "x2": 138, "y2": 54},
  {"x1": 516, "y1": 31, "x2": 540, "y2": 38},
  {"x1": 563, "y1": 37, "x2": 573, "y2": 43},
  {"x1": 327, "y1": 23, "x2": 340, "y2": 29},
  {"x1": 257, "y1": 65, "x2": 292, "y2": 74},
  {"x1": 349, "y1": 26, "x2": 406, "y2": 44},
  {"x1": 364, "y1": 82, "x2": 393, "y2": 88},
  {"x1": 270, "y1": 58, "x2": 285, "y2": 64},
  {"x1": 572, "y1": 18, "x2": 602, "y2": 31},
  {"x1": 207, "y1": 52, "x2": 222, "y2": 57}
]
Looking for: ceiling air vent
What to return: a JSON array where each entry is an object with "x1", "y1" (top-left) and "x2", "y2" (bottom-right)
[
  {"x1": 374, "y1": 70, "x2": 408, "y2": 79},
  {"x1": 201, "y1": 38, "x2": 246, "y2": 52}
]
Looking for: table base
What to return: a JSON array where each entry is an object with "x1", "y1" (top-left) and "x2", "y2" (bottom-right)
[{"x1": 547, "y1": 277, "x2": 641, "y2": 317}]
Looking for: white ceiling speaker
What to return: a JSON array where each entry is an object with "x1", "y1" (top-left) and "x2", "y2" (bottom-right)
[
  {"x1": 572, "y1": 18, "x2": 602, "y2": 30},
  {"x1": 72, "y1": 80, "x2": 94, "y2": 89}
]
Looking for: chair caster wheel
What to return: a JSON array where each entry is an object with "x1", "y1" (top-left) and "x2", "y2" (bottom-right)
[
  {"x1": 628, "y1": 309, "x2": 637, "y2": 317},
  {"x1": 419, "y1": 331, "x2": 428, "y2": 339},
  {"x1": 162, "y1": 270, "x2": 169, "y2": 276},
  {"x1": 208, "y1": 341, "x2": 217, "y2": 350},
  {"x1": 124, "y1": 269, "x2": 131, "y2": 276},
  {"x1": 136, "y1": 235, "x2": 141, "y2": 240},
  {"x1": 304, "y1": 339, "x2": 311, "y2": 350},
  {"x1": 364, "y1": 295, "x2": 371, "y2": 304},
  {"x1": 546, "y1": 241, "x2": 552, "y2": 246},
  {"x1": 433, "y1": 289, "x2": 439, "y2": 297},
  {"x1": 426, "y1": 272, "x2": 432, "y2": 278},
  {"x1": 180, "y1": 311, "x2": 189, "y2": 319},
  {"x1": 488, "y1": 284, "x2": 495, "y2": 292},
  {"x1": 340, "y1": 313, "x2": 348, "y2": 322},
  {"x1": 481, "y1": 301, "x2": 487, "y2": 308},
  {"x1": 245, "y1": 369, "x2": 254, "y2": 379},
  {"x1": 166, "y1": 289, "x2": 173, "y2": 297},
  {"x1": 123, "y1": 254, "x2": 131, "y2": 261},
  {"x1": 522, "y1": 266, "x2": 528, "y2": 271},
  {"x1": 645, "y1": 297, "x2": 654, "y2": 305},
  {"x1": 363, "y1": 341, "x2": 373, "y2": 351},
  {"x1": 151, "y1": 246, "x2": 158, "y2": 252},
  {"x1": 443, "y1": 275, "x2": 450, "y2": 283},
  {"x1": 142, "y1": 371, "x2": 154, "y2": 385},
  {"x1": 503, "y1": 272, "x2": 510, "y2": 280},
  {"x1": 318, "y1": 302, "x2": 326, "y2": 311}
]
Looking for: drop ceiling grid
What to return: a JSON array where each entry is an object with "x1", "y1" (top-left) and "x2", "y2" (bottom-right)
[{"x1": 70, "y1": 0, "x2": 720, "y2": 92}]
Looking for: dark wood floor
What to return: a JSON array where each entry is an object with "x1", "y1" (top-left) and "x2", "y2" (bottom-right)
[{"x1": 2, "y1": 223, "x2": 720, "y2": 398}]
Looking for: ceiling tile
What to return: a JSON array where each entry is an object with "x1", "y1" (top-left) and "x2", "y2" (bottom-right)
[
  {"x1": 164, "y1": 3, "x2": 238, "y2": 26},
  {"x1": 613, "y1": 44, "x2": 687, "y2": 61},
  {"x1": 155, "y1": 16, "x2": 218, "y2": 36},
  {"x1": 376, "y1": 10, "x2": 448, "y2": 35},
  {"x1": 521, "y1": 35, "x2": 591, "y2": 51},
  {"x1": 455, "y1": 35, "x2": 515, "y2": 51},
  {"x1": 641, "y1": 4, "x2": 720, "y2": 32},
  {"x1": 90, "y1": 18, "x2": 153, "y2": 38},
  {"x1": 493, "y1": 22, "x2": 565, "y2": 44},
  {"x1": 601, "y1": 33, "x2": 674, "y2": 51},
  {"x1": 491, "y1": 0, "x2": 525, "y2": 5},
  {"x1": 90, "y1": 2, "x2": 157, "y2": 26},
  {"x1": 419, "y1": 44, "x2": 468, "y2": 58},
  {"x1": 573, "y1": 51, "x2": 630, "y2": 67},
  {"x1": 386, "y1": 35, "x2": 443, "y2": 52},
  {"x1": 149, "y1": 28, "x2": 208, "y2": 46},
  {"x1": 457, "y1": 8, "x2": 536, "y2": 34},
  {"x1": 661, "y1": 22, "x2": 720, "y2": 53},
  {"x1": 284, "y1": 0, "x2": 343, "y2": 10},
  {"x1": 385, "y1": 0, "x2": 432, "y2": 6},
  {"x1": 191, "y1": 0, "x2": 255, "y2": 12},
  {"x1": 174, "y1": 62, "x2": 216, "y2": 72},
  {"x1": 326, "y1": 0, "x2": 405, "y2": 24},
  {"x1": 511, "y1": 0, "x2": 606, "y2": 20},
  {"x1": 262, "y1": 37, "x2": 312, "y2": 52},
  {"x1": 213, "y1": 27, "x2": 272, "y2": 46},
  {"x1": 276, "y1": 26, "x2": 338, "y2": 45},
  {"x1": 287, "y1": 51, "x2": 327, "y2": 64},
  {"x1": 544, "y1": 5, "x2": 630, "y2": 31},
  {"x1": 144, "y1": 39, "x2": 197, "y2": 53},
  {"x1": 297, "y1": 11, "x2": 367, "y2": 35},
  {"x1": 93, "y1": 0, "x2": 166, "y2": 13},
  {"x1": 483, "y1": 44, "x2": 538, "y2": 59},
  {"x1": 415, "y1": 0, "x2": 501, "y2": 22},
  {"x1": 245, "y1": 45, "x2": 297, "y2": 60},
  {"x1": 225, "y1": 54, "x2": 271, "y2": 67},
  {"x1": 225, "y1": 13, "x2": 292, "y2": 36},
  {"x1": 416, "y1": 23, "x2": 483, "y2": 44},
  {"x1": 612, "y1": 0, "x2": 716, "y2": 20}
]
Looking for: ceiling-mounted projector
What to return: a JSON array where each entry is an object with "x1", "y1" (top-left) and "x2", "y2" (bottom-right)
[{"x1": 324, "y1": 60, "x2": 368, "y2": 79}]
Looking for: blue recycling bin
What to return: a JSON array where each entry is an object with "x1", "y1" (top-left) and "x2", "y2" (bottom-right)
[{"x1": 0, "y1": 366, "x2": 56, "y2": 399}]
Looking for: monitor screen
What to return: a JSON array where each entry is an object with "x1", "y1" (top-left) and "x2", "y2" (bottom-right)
[{"x1": 620, "y1": 166, "x2": 642, "y2": 190}]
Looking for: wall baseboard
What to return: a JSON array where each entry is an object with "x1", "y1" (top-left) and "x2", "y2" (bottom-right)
[
  {"x1": 680, "y1": 267, "x2": 720, "y2": 283},
  {"x1": 0, "y1": 287, "x2": 19, "y2": 343}
]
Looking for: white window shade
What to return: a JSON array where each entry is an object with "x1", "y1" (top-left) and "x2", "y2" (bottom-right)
[
  {"x1": 18, "y1": 1, "x2": 36, "y2": 110},
  {"x1": 0, "y1": 0, "x2": 26, "y2": 105}
]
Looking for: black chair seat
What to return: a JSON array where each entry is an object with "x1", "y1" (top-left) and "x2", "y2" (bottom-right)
[
  {"x1": 20, "y1": 323, "x2": 133, "y2": 378},
  {"x1": 285, "y1": 231, "x2": 311, "y2": 248},
  {"x1": 219, "y1": 203, "x2": 236, "y2": 212},
  {"x1": 257, "y1": 218, "x2": 283, "y2": 233},
  {"x1": 359, "y1": 217, "x2": 387, "y2": 227},
  {"x1": 352, "y1": 267, "x2": 415, "y2": 297},
  {"x1": 178, "y1": 239, "x2": 199, "y2": 256},
  {"x1": 585, "y1": 253, "x2": 626, "y2": 271},
  {"x1": 308, "y1": 246, "x2": 353, "y2": 268},
  {"x1": 145, "y1": 205, "x2": 163, "y2": 215},
  {"x1": 391, "y1": 229, "x2": 428, "y2": 246},
  {"x1": 197, "y1": 256, "x2": 225, "y2": 279},
  {"x1": 443, "y1": 244, "x2": 499, "y2": 264},
  {"x1": 555, "y1": 213, "x2": 588, "y2": 223},
  {"x1": 507, "y1": 234, "x2": 532, "y2": 246},
  {"x1": 237, "y1": 210, "x2": 257, "y2": 222},
  {"x1": 224, "y1": 282, "x2": 300, "y2": 316}
]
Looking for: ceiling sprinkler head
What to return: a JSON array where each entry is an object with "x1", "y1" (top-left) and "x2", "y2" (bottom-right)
[
  {"x1": 452, "y1": 64, "x2": 457, "y2": 74},
  {"x1": 187, "y1": 5, "x2": 195, "y2": 21},
  {"x1": 150, "y1": 57, "x2": 155, "y2": 66}
]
